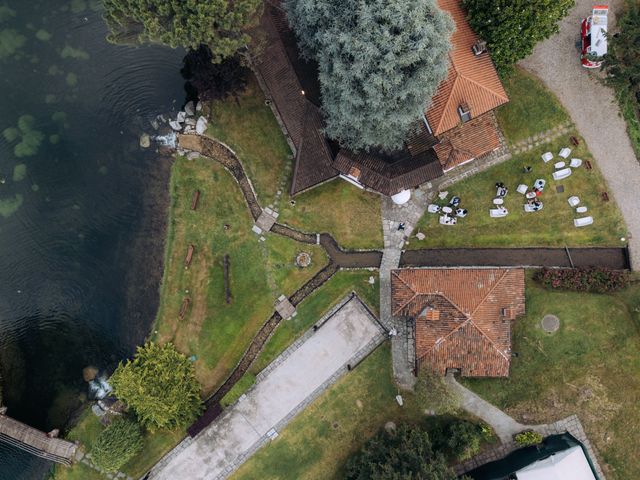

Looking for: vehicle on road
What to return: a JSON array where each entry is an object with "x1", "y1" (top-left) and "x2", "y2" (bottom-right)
[{"x1": 581, "y1": 5, "x2": 608, "y2": 68}]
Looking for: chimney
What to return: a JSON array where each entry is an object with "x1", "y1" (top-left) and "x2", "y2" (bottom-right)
[{"x1": 472, "y1": 40, "x2": 487, "y2": 56}]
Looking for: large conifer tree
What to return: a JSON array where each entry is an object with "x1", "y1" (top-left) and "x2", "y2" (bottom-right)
[{"x1": 285, "y1": 0, "x2": 453, "y2": 151}]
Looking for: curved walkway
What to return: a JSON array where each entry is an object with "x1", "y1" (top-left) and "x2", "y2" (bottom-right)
[
  {"x1": 520, "y1": 0, "x2": 639, "y2": 270},
  {"x1": 401, "y1": 247, "x2": 630, "y2": 269}
]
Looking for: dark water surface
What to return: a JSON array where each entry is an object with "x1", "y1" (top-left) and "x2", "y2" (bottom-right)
[{"x1": 0, "y1": 1, "x2": 184, "y2": 478}]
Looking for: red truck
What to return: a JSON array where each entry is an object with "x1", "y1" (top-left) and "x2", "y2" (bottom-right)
[{"x1": 581, "y1": 5, "x2": 609, "y2": 68}]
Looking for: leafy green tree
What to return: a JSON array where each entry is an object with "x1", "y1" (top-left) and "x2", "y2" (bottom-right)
[
  {"x1": 91, "y1": 417, "x2": 144, "y2": 473},
  {"x1": 604, "y1": 4, "x2": 640, "y2": 95},
  {"x1": 345, "y1": 424, "x2": 460, "y2": 480},
  {"x1": 103, "y1": 0, "x2": 262, "y2": 62},
  {"x1": 110, "y1": 342, "x2": 203, "y2": 430},
  {"x1": 285, "y1": 0, "x2": 453, "y2": 151},
  {"x1": 463, "y1": 0, "x2": 574, "y2": 74},
  {"x1": 445, "y1": 420, "x2": 484, "y2": 461},
  {"x1": 181, "y1": 46, "x2": 248, "y2": 101}
]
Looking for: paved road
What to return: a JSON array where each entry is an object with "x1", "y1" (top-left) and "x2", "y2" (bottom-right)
[
  {"x1": 520, "y1": 0, "x2": 640, "y2": 269},
  {"x1": 148, "y1": 296, "x2": 384, "y2": 480}
]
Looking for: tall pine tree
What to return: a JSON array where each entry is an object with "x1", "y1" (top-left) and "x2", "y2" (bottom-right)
[{"x1": 285, "y1": 0, "x2": 453, "y2": 151}]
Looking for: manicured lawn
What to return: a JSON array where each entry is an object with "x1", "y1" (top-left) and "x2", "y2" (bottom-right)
[
  {"x1": 251, "y1": 270, "x2": 379, "y2": 376},
  {"x1": 496, "y1": 67, "x2": 570, "y2": 144},
  {"x1": 207, "y1": 77, "x2": 292, "y2": 206},
  {"x1": 277, "y1": 180, "x2": 383, "y2": 250},
  {"x1": 206, "y1": 75, "x2": 382, "y2": 250},
  {"x1": 153, "y1": 156, "x2": 327, "y2": 395},
  {"x1": 232, "y1": 344, "x2": 423, "y2": 480},
  {"x1": 462, "y1": 276, "x2": 640, "y2": 480},
  {"x1": 409, "y1": 132, "x2": 626, "y2": 248}
]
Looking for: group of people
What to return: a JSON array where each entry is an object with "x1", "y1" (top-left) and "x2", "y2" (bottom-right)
[{"x1": 427, "y1": 195, "x2": 468, "y2": 226}]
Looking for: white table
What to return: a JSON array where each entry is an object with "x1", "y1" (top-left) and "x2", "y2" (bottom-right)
[
  {"x1": 492, "y1": 198, "x2": 504, "y2": 205},
  {"x1": 554, "y1": 161, "x2": 566, "y2": 169},
  {"x1": 442, "y1": 206, "x2": 453, "y2": 214}
]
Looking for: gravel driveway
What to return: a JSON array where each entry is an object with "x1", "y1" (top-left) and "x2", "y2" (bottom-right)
[{"x1": 520, "y1": 0, "x2": 640, "y2": 269}]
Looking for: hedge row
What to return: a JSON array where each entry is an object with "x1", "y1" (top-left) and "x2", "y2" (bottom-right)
[{"x1": 533, "y1": 267, "x2": 628, "y2": 293}]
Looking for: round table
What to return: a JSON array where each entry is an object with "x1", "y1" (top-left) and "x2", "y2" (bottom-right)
[
  {"x1": 492, "y1": 198, "x2": 504, "y2": 205},
  {"x1": 526, "y1": 191, "x2": 537, "y2": 199},
  {"x1": 442, "y1": 206, "x2": 453, "y2": 214},
  {"x1": 554, "y1": 161, "x2": 566, "y2": 169}
]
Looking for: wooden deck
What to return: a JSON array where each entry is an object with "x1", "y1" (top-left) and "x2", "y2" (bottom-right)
[{"x1": 0, "y1": 413, "x2": 78, "y2": 465}]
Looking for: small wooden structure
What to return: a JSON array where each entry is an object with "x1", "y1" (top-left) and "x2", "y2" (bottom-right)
[
  {"x1": 275, "y1": 295, "x2": 296, "y2": 320},
  {"x1": 191, "y1": 190, "x2": 201, "y2": 210},
  {"x1": 0, "y1": 413, "x2": 78, "y2": 466},
  {"x1": 184, "y1": 244, "x2": 195, "y2": 268},
  {"x1": 179, "y1": 297, "x2": 191, "y2": 320}
]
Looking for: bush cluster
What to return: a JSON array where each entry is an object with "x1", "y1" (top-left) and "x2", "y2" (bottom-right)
[
  {"x1": 91, "y1": 417, "x2": 143, "y2": 473},
  {"x1": 515, "y1": 430, "x2": 543, "y2": 447},
  {"x1": 533, "y1": 267, "x2": 628, "y2": 293}
]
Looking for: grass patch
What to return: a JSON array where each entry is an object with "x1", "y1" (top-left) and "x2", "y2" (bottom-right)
[
  {"x1": 232, "y1": 344, "x2": 424, "y2": 480},
  {"x1": 266, "y1": 236, "x2": 327, "y2": 296},
  {"x1": 153, "y1": 156, "x2": 327, "y2": 396},
  {"x1": 233, "y1": 343, "x2": 493, "y2": 480},
  {"x1": 277, "y1": 180, "x2": 383, "y2": 250},
  {"x1": 614, "y1": 86, "x2": 640, "y2": 160},
  {"x1": 496, "y1": 67, "x2": 570, "y2": 144},
  {"x1": 120, "y1": 427, "x2": 185, "y2": 478},
  {"x1": 207, "y1": 77, "x2": 292, "y2": 206},
  {"x1": 206, "y1": 75, "x2": 382, "y2": 250},
  {"x1": 250, "y1": 270, "x2": 379, "y2": 376},
  {"x1": 409, "y1": 132, "x2": 626, "y2": 248},
  {"x1": 462, "y1": 275, "x2": 640, "y2": 480},
  {"x1": 221, "y1": 372, "x2": 257, "y2": 407}
]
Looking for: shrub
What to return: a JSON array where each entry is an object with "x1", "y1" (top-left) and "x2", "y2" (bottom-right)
[
  {"x1": 446, "y1": 420, "x2": 484, "y2": 461},
  {"x1": 110, "y1": 342, "x2": 203, "y2": 430},
  {"x1": 533, "y1": 268, "x2": 629, "y2": 293},
  {"x1": 345, "y1": 424, "x2": 459, "y2": 480},
  {"x1": 515, "y1": 430, "x2": 544, "y2": 447},
  {"x1": 91, "y1": 417, "x2": 143, "y2": 473}
]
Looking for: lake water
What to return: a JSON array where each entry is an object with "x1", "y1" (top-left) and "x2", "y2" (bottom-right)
[{"x1": 0, "y1": 1, "x2": 184, "y2": 478}]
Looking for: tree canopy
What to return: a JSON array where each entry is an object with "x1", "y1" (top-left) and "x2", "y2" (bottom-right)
[
  {"x1": 284, "y1": 0, "x2": 453, "y2": 151},
  {"x1": 103, "y1": 0, "x2": 263, "y2": 62},
  {"x1": 110, "y1": 342, "x2": 203, "y2": 430},
  {"x1": 463, "y1": 0, "x2": 574, "y2": 74},
  {"x1": 91, "y1": 417, "x2": 144, "y2": 473},
  {"x1": 181, "y1": 46, "x2": 248, "y2": 101},
  {"x1": 345, "y1": 424, "x2": 461, "y2": 480},
  {"x1": 603, "y1": 4, "x2": 640, "y2": 95}
]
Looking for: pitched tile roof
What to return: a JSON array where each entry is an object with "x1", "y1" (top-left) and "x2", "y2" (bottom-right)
[
  {"x1": 433, "y1": 112, "x2": 501, "y2": 170},
  {"x1": 391, "y1": 268, "x2": 525, "y2": 377},
  {"x1": 425, "y1": 0, "x2": 509, "y2": 136},
  {"x1": 251, "y1": 2, "x2": 338, "y2": 195}
]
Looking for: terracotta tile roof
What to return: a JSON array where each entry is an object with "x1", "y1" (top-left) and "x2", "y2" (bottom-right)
[
  {"x1": 391, "y1": 268, "x2": 525, "y2": 377},
  {"x1": 434, "y1": 112, "x2": 501, "y2": 170},
  {"x1": 251, "y1": 2, "x2": 338, "y2": 195},
  {"x1": 425, "y1": 0, "x2": 508, "y2": 136}
]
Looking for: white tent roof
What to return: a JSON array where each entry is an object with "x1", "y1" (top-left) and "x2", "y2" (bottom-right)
[
  {"x1": 391, "y1": 189, "x2": 411, "y2": 205},
  {"x1": 516, "y1": 446, "x2": 596, "y2": 480}
]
